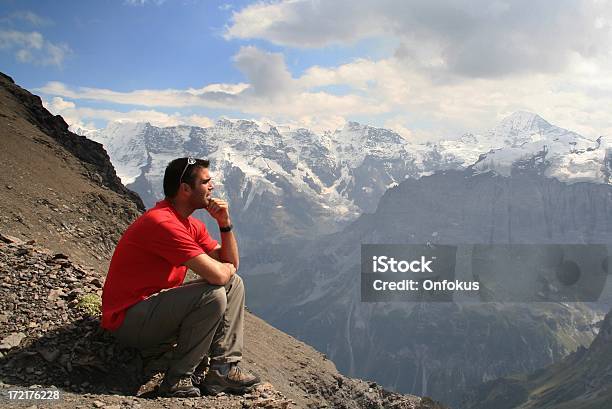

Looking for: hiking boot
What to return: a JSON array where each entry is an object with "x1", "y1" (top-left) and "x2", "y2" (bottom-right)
[
  {"x1": 190, "y1": 357, "x2": 209, "y2": 388},
  {"x1": 158, "y1": 375, "x2": 201, "y2": 398},
  {"x1": 201, "y1": 364, "x2": 260, "y2": 395},
  {"x1": 137, "y1": 371, "x2": 164, "y2": 398}
]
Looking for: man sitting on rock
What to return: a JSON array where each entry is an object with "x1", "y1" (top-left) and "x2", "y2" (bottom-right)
[{"x1": 101, "y1": 157, "x2": 260, "y2": 398}]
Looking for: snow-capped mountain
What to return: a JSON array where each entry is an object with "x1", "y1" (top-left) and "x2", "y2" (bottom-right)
[
  {"x1": 82, "y1": 120, "x2": 427, "y2": 248},
  {"x1": 77, "y1": 112, "x2": 610, "y2": 248},
  {"x1": 85, "y1": 119, "x2": 423, "y2": 213},
  {"x1": 471, "y1": 111, "x2": 609, "y2": 182}
]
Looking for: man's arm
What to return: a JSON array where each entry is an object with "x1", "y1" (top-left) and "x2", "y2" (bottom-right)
[
  {"x1": 209, "y1": 230, "x2": 239, "y2": 269},
  {"x1": 206, "y1": 198, "x2": 239, "y2": 269},
  {"x1": 184, "y1": 253, "x2": 236, "y2": 285}
]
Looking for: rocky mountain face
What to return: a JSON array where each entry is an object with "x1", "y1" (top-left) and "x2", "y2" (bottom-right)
[
  {"x1": 0, "y1": 72, "x2": 143, "y2": 268},
  {"x1": 240, "y1": 169, "x2": 611, "y2": 407},
  {"x1": 1, "y1": 73, "x2": 144, "y2": 210},
  {"x1": 0, "y1": 72, "x2": 446, "y2": 408},
  {"x1": 463, "y1": 307, "x2": 612, "y2": 409}
]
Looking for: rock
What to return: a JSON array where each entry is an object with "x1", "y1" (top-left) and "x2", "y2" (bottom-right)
[
  {"x1": 0, "y1": 233, "x2": 23, "y2": 244},
  {"x1": 89, "y1": 278, "x2": 103, "y2": 288},
  {"x1": 37, "y1": 347, "x2": 60, "y2": 363},
  {"x1": 0, "y1": 332, "x2": 27, "y2": 350},
  {"x1": 47, "y1": 289, "x2": 65, "y2": 301},
  {"x1": 92, "y1": 400, "x2": 105, "y2": 408}
]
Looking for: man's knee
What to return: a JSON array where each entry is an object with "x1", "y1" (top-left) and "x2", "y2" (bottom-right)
[
  {"x1": 228, "y1": 273, "x2": 244, "y2": 294},
  {"x1": 202, "y1": 287, "x2": 227, "y2": 318}
]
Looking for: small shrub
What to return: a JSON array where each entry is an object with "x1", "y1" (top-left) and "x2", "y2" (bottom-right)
[{"x1": 76, "y1": 293, "x2": 102, "y2": 316}]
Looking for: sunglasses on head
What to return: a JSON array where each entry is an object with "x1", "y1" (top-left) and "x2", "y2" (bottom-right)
[{"x1": 179, "y1": 157, "x2": 196, "y2": 185}]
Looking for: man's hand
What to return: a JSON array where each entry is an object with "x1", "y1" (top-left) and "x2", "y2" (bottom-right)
[
  {"x1": 223, "y1": 262, "x2": 237, "y2": 278},
  {"x1": 185, "y1": 254, "x2": 236, "y2": 286},
  {"x1": 206, "y1": 198, "x2": 231, "y2": 226}
]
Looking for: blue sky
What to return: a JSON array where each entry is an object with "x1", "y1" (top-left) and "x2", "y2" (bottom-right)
[
  {"x1": 3, "y1": 1, "x2": 246, "y2": 88},
  {"x1": 1, "y1": 0, "x2": 611, "y2": 141}
]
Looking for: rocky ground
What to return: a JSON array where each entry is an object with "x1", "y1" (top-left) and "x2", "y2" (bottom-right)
[{"x1": 0, "y1": 234, "x2": 447, "y2": 409}]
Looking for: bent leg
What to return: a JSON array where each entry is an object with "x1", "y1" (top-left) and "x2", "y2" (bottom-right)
[
  {"x1": 209, "y1": 274, "x2": 245, "y2": 365},
  {"x1": 112, "y1": 281, "x2": 227, "y2": 382}
]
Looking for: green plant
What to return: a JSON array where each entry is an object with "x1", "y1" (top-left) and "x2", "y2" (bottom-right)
[{"x1": 76, "y1": 293, "x2": 102, "y2": 316}]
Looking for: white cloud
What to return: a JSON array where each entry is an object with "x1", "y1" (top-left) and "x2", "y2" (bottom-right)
[
  {"x1": 38, "y1": 81, "x2": 242, "y2": 108},
  {"x1": 7, "y1": 11, "x2": 53, "y2": 26},
  {"x1": 383, "y1": 116, "x2": 414, "y2": 141},
  {"x1": 0, "y1": 10, "x2": 53, "y2": 27},
  {"x1": 15, "y1": 48, "x2": 33, "y2": 63},
  {"x1": 43, "y1": 96, "x2": 215, "y2": 129},
  {"x1": 0, "y1": 30, "x2": 43, "y2": 49},
  {"x1": 197, "y1": 83, "x2": 250, "y2": 94},
  {"x1": 123, "y1": 0, "x2": 166, "y2": 6},
  {"x1": 296, "y1": 54, "x2": 612, "y2": 139},
  {"x1": 37, "y1": 41, "x2": 612, "y2": 139},
  {"x1": 225, "y1": 0, "x2": 384, "y2": 47},
  {"x1": 47, "y1": 96, "x2": 75, "y2": 111},
  {"x1": 226, "y1": 0, "x2": 612, "y2": 79},
  {"x1": 181, "y1": 115, "x2": 216, "y2": 128},
  {"x1": 233, "y1": 46, "x2": 296, "y2": 98},
  {"x1": 39, "y1": 77, "x2": 379, "y2": 133},
  {"x1": 37, "y1": 46, "x2": 384, "y2": 132},
  {"x1": 0, "y1": 29, "x2": 71, "y2": 67},
  {"x1": 44, "y1": 42, "x2": 71, "y2": 67}
]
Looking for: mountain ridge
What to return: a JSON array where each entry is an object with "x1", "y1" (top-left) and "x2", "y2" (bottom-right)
[
  {"x1": 463, "y1": 308, "x2": 612, "y2": 409},
  {"x1": 241, "y1": 168, "x2": 612, "y2": 407},
  {"x1": 76, "y1": 109, "x2": 611, "y2": 247}
]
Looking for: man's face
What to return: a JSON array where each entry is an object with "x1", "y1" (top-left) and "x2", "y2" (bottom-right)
[{"x1": 187, "y1": 167, "x2": 214, "y2": 209}]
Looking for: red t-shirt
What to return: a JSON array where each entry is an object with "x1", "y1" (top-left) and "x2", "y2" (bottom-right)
[{"x1": 101, "y1": 200, "x2": 218, "y2": 330}]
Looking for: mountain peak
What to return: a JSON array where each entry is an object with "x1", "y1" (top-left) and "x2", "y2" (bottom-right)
[
  {"x1": 496, "y1": 111, "x2": 551, "y2": 133},
  {"x1": 105, "y1": 121, "x2": 151, "y2": 134}
]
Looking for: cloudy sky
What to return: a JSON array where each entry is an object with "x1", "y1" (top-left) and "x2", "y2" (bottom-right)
[{"x1": 1, "y1": 0, "x2": 611, "y2": 141}]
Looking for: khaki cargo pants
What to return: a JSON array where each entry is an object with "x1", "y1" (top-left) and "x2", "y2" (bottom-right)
[{"x1": 111, "y1": 274, "x2": 244, "y2": 381}]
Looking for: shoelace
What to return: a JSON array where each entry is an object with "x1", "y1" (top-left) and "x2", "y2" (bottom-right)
[
  {"x1": 228, "y1": 365, "x2": 250, "y2": 381},
  {"x1": 177, "y1": 377, "x2": 194, "y2": 388},
  {"x1": 191, "y1": 371, "x2": 205, "y2": 385},
  {"x1": 227, "y1": 365, "x2": 237, "y2": 378}
]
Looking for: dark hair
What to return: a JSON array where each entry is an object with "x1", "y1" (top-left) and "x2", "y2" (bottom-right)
[{"x1": 163, "y1": 157, "x2": 210, "y2": 198}]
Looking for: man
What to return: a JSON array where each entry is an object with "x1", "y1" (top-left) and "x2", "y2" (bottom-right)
[{"x1": 101, "y1": 157, "x2": 259, "y2": 398}]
